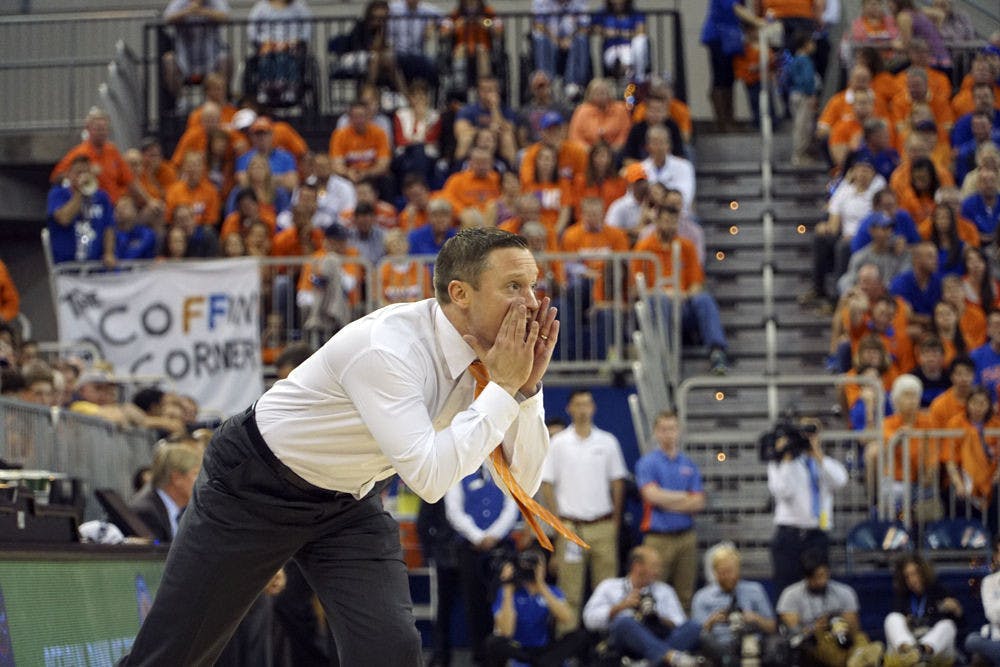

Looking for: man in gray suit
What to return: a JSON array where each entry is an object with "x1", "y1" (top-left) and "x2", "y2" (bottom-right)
[{"x1": 129, "y1": 442, "x2": 202, "y2": 543}]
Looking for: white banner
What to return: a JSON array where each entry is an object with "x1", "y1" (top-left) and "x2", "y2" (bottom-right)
[{"x1": 56, "y1": 259, "x2": 263, "y2": 417}]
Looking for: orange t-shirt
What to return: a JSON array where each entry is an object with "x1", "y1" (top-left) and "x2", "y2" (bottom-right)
[
  {"x1": 297, "y1": 247, "x2": 363, "y2": 306},
  {"x1": 568, "y1": 102, "x2": 633, "y2": 149},
  {"x1": 378, "y1": 260, "x2": 433, "y2": 305},
  {"x1": 219, "y1": 210, "x2": 278, "y2": 239},
  {"x1": 524, "y1": 180, "x2": 576, "y2": 234},
  {"x1": 929, "y1": 388, "x2": 968, "y2": 428},
  {"x1": 519, "y1": 141, "x2": 589, "y2": 187},
  {"x1": 916, "y1": 215, "x2": 980, "y2": 248},
  {"x1": 271, "y1": 226, "x2": 325, "y2": 257},
  {"x1": 763, "y1": 0, "x2": 815, "y2": 19},
  {"x1": 441, "y1": 170, "x2": 501, "y2": 214},
  {"x1": 889, "y1": 90, "x2": 954, "y2": 138},
  {"x1": 948, "y1": 413, "x2": 1000, "y2": 500},
  {"x1": 0, "y1": 259, "x2": 19, "y2": 323},
  {"x1": 272, "y1": 122, "x2": 309, "y2": 160},
  {"x1": 51, "y1": 141, "x2": 134, "y2": 203},
  {"x1": 882, "y1": 411, "x2": 941, "y2": 482},
  {"x1": 842, "y1": 366, "x2": 897, "y2": 415},
  {"x1": 872, "y1": 72, "x2": 898, "y2": 110},
  {"x1": 631, "y1": 233, "x2": 704, "y2": 293},
  {"x1": 449, "y1": 6, "x2": 498, "y2": 50},
  {"x1": 818, "y1": 90, "x2": 891, "y2": 131},
  {"x1": 961, "y1": 302, "x2": 987, "y2": 348},
  {"x1": 560, "y1": 223, "x2": 630, "y2": 302},
  {"x1": 574, "y1": 175, "x2": 628, "y2": 219},
  {"x1": 328, "y1": 123, "x2": 391, "y2": 171},
  {"x1": 165, "y1": 178, "x2": 221, "y2": 226},
  {"x1": 398, "y1": 205, "x2": 428, "y2": 232},
  {"x1": 138, "y1": 162, "x2": 177, "y2": 201},
  {"x1": 170, "y1": 126, "x2": 244, "y2": 169},
  {"x1": 892, "y1": 69, "x2": 954, "y2": 109}
]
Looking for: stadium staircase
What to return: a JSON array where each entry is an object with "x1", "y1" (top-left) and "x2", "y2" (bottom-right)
[{"x1": 678, "y1": 127, "x2": 872, "y2": 579}]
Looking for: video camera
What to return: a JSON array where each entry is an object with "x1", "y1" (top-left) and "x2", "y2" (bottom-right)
[
  {"x1": 758, "y1": 415, "x2": 817, "y2": 462},
  {"x1": 510, "y1": 550, "x2": 544, "y2": 586}
]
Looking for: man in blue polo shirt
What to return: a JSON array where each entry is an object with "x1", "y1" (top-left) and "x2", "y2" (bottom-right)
[
  {"x1": 635, "y1": 410, "x2": 706, "y2": 612},
  {"x1": 235, "y1": 117, "x2": 298, "y2": 191},
  {"x1": 889, "y1": 242, "x2": 941, "y2": 323},
  {"x1": 46, "y1": 155, "x2": 117, "y2": 265},
  {"x1": 408, "y1": 199, "x2": 456, "y2": 256},
  {"x1": 961, "y1": 166, "x2": 999, "y2": 242}
]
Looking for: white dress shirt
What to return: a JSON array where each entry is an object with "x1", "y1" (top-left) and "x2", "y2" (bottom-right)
[
  {"x1": 155, "y1": 488, "x2": 183, "y2": 539},
  {"x1": 255, "y1": 299, "x2": 549, "y2": 501},
  {"x1": 444, "y1": 467, "x2": 520, "y2": 544},
  {"x1": 583, "y1": 577, "x2": 686, "y2": 631},
  {"x1": 318, "y1": 174, "x2": 358, "y2": 223},
  {"x1": 641, "y1": 156, "x2": 696, "y2": 213},
  {"x1": 542, "y1": 425, "x2": 627, "y2": 520},
  {"x1": 605, "y1": 191, "x2": 642, "y2": 232},
  {"x1": 767, "y1": 455, "x2": 848, "y2": 530}
]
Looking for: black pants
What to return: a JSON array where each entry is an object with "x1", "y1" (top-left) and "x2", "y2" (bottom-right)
[
  {"x1": 457, "y1": 542, "x2": 506, "y2": 662},
  {"x1": 771, "y1": 525, "x2": 829, "y2": 602},
  {"x1": 121, "y1": 408, "x2": 422, "y2": 667},
  {"x1": 483, "y1": 629, "x2": 591, "y2": 667}
]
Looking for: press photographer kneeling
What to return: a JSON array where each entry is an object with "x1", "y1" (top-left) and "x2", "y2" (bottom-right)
[
  {"x1": 762, "y1": 416, "x2": 848, "y2": 600},
  {"x1": 484, "y1": 550, "x2": 590, "y2": 667}
]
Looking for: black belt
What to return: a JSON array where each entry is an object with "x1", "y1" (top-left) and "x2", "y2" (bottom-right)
[
  {"x1": 776, "y1": 525, "x2": 824, "y2": 536},
  {"x1": 645, "y1": 527, "x2": 694, "y2": 536},
  {"x1": 239, "y1": 405, "x2": 353, "y2": 500}
]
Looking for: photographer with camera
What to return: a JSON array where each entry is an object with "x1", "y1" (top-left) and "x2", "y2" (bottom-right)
[
  {"x1": 483, "y1": 549, "x2": 590, "y2": 667},
  {"x1": 777, "y1": 550, "x2": 883, "y2": 667},
  {"x1": 764, "y1": 416, "x2": 848, "y2": 600},
  {"x1": 582, "y1": 545, "x2": 702, "y2": 666},
  {"x1": 692, "y1": 543, "x2": 785, "y2": 667}
]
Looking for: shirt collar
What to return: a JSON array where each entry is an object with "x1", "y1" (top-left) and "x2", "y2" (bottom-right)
[
  {"x1": 433, "y1": 301, "x2": 477, "y2": 380},
  {"x1": 155, "y1": 487, "x2": 181, "y2": 525}
]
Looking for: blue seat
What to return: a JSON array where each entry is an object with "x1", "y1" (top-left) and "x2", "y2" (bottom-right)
[
  {"x1": 845, "y1": 520, "x2": 911, "y2": 573},
  {"x1": 923, "y1": 517, "x2": 990, "y2": 551}
]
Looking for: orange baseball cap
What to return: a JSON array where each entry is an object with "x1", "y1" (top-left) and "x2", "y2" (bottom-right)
[{"x1": 624, "y1": 162, "x2": 648, "y2": 183}]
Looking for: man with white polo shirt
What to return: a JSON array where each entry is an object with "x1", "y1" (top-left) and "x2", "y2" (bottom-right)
[
  {"x1": 640, "y1": 126, "x2": 695, "y2": 214},
  {"x1": 541, "y1": 389, "x2": 628, "y2": 627}
]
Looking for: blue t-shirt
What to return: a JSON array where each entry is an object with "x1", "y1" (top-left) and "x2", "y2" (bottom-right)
[
  {"x1": 961, "y1": 193, "x2": 1000, "y2": 238},
  {"x1": 235, "y1": 148, "x2": 297, "y2": 176},
  {"x1": 972, "y1": 342, "x2": 1000, "y2": 401},
  {"x1": 116, "y1": 225, "x2": 157, "y2": 260},
  {"x1": 596, "y1": 12, "x2": 645, "y2": 48},
  {"x1": 491, "y1": 585, "x2": 565, "y2": 648},
  {"x1": 950, "y1": 110, "x2": 1000, "y2": 148},
  {"x1": 634, "y1": 449, "x2": 703, "y2": 533},
  {"x1": 889, "y1": 270, "x2": 942, "y2": 316},
  {"x1": 407, "y1": 224, "x2": 455, "y2": 255},
  {"x1": 456, "y1": 102, "x2": 517, "y2": 129},
  {"x1": 853, "y1": 144, "x2": 900, "y2": 181},
  {"x1": 46, "y1": 185, "x2": 115, "y2": 263},
  {"x1": 851, "y1": 209, "x2": 920, "y2": 253}
]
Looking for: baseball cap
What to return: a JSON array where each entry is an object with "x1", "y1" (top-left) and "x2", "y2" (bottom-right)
[
  {"x1": 232, "y1": 108, "x2": 257, "y2": 131},
  {"x1": 539, "y1": 111, "x2": 565, "y2": 130},
  {"x1": 249, "y1": 116, "x2": 274, "y2": 133},
  {"x1": 624, "y1": 162, "x2": 648, "y2": 184}
]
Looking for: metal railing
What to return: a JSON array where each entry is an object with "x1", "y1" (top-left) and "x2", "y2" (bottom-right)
[
  {"x1": 881, "y1": 427, "x2": 1000, "y2": 540},
  {"x1": 0, "y1": 396, "x2": 159, "y2": 521},
  {"x1": 141, "y1": 10, "x2": 686, "y2": 135},
  {"x1": 47, "y1": 248, "x2": 663, "y2": 376}
]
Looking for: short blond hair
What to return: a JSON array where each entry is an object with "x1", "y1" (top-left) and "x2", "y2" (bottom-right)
[{"x1": 151, "y1": 443, "x2": 202, "y2": 489}]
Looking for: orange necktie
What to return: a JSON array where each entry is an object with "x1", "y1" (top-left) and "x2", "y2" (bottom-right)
[{"x1": 468, "y1": 360, "x2": 589, "y2": 551}]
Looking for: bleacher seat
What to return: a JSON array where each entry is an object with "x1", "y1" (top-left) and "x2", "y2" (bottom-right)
[
  {"x1": 923, "y1": 517, "x2": 991, "y2": 551},
  {"x1": 845, "y1": 519, "x2": 911, "y2": 573}
]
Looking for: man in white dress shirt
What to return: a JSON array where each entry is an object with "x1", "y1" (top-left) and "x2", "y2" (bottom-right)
[
  {"x1": 541, "y1": 389, "x2": 628, "y2": 628},
  {"x1": 582, "y1": 545, "x2": 701, "y2": 666},
  {"x1": 640, "y1": 126, "x2": 696, "y2": 215},
  {"x1": 767, "y1": 417, "x2": 848, "y2": 601},
  {"x1": 122, "y1": 227, "x2": 560, "y2": 666}
]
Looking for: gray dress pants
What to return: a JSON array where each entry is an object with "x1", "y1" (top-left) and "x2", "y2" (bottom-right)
[{"x1": 121, "y1": 408, "x2": 423, "y2": 667}]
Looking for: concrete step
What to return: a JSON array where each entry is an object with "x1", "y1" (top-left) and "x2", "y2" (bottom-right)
[
  {"x1": 698, "y1": 173, "x2": 831, "y2": 201},
  {"x1": 708, "y1": 253, "x2": 812, "y2": 276},
  {"x1": 698, "y1": 199, "x2": 828, "y2": 223}
]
